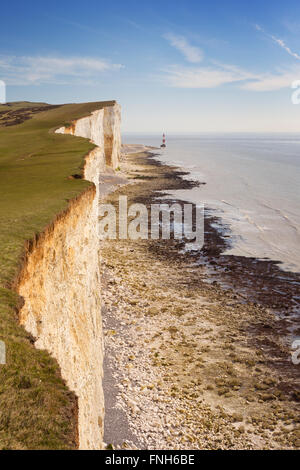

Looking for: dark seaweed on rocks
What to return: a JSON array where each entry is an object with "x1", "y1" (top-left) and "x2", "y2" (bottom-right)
[{"x1": 101, "y1": 149, "x2": 300, "y2": 450}]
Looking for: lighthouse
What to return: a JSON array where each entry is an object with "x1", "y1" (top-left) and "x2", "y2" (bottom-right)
[{"x1": 161, "y1": 133, "x2": 166, "y2": 148}]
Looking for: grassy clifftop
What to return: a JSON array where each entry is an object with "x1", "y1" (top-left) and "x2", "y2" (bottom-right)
[{"x1": 0, "y1": 101, "x2": 114, "y2": 449}]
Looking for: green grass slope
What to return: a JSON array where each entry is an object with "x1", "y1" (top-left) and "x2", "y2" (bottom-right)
[{"x1": 0, "y1": 100, "x2": 115, "y2": 449}]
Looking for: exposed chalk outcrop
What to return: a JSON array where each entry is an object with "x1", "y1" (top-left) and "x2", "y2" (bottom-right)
[
  {"x1": 18, "y1": 102, "x2": 121, "y2": 449},
  {"x1": 56, "y1": 103, "x2": 121, "y2": 169}
]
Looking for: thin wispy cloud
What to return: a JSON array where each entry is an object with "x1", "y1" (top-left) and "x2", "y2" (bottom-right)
[
  {"x1": 164, "y1": 33, "x2": 203, "y2": 63},
  {"x1": 241, "y1": 66, "x2": 300, "y2": 91},
  {"x1": 161, "y1": 62, "x2": 258, "y2": 89},
  {"x1": 0, "y1": 55, "x2": 123, "y2": 85},
  {"x1": 255, "y1": 24, "x2": 300, "y2": 61},
  {"x1": 161, "y1": 27, "x2": 300, "y2": 92},
  {"x1": 271, "y1": 37, "x2": 300, "y2": 60},
  {"x1": 161, "y1": 60, "x2": 298, "y2": 92}
]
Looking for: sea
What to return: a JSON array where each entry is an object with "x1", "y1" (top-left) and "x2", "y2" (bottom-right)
[{"x1": 123, "y1": 133, "x2": 300, "y2": 274}]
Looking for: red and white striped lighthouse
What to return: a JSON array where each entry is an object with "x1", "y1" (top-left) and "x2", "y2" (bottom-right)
[{"x1": 161, "y1": 133, "x2": 166, "y2": 148}]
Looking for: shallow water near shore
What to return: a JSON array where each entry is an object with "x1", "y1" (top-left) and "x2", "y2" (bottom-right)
[
  {"x1": 101, "y1": 150, "x2": 300, "y2": 450},
  {"x1": 123, "y1": 133, "x2": 300, "y2": 273}
]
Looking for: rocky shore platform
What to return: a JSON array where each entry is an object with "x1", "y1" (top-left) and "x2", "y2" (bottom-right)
[{"x1": 101, "y1": 150, "x2": 300, "y2": 450}]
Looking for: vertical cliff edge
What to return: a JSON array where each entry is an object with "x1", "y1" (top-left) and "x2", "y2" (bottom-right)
[
  {"x1": 56, "y1": 103, "x2": 121, "y2": 170},
  {"x1": 17, "y1": 102, "x2": 121, "y2": 449}
]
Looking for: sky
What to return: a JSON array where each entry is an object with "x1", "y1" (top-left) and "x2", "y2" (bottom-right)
[{"x1": 1, "y1": 0, "x2": 300, "y2": 133}]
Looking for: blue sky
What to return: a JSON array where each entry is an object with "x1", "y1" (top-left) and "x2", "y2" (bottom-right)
[{"x1": 1, "y1": 0, "x2": 300, "y2": 132}]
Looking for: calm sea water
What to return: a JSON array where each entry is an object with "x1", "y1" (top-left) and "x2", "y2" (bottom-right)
[{"x1": 123, "y1": 134, "x2": 300, "y2": 273}]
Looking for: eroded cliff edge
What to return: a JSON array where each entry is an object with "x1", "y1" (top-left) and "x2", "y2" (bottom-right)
[
  {"x1": 56, "y1": 103, "x2": 121, "y2": 170},
  {"x1": 17, "y1": 102, "x2": 121, "y2": 449}
]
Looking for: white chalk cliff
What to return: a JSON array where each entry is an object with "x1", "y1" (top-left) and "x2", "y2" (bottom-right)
[
  {"x1": 18, "y1": 102, "x2": 121, "y2": 449},
  {"x1": 55, "y1": 102, "x2": 121, "y2": 170}
]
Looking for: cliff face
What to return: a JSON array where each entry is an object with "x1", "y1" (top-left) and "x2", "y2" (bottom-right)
[
  {"x1": 17, "y1": 103, "x2": 121, "y2": 449},
  {"x1": 55, "y1": 103, "x2": 121, "y2": 169}
]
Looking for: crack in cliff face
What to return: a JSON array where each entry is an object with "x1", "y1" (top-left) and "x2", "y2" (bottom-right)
[{"x1": 17, "y1": 103, "x2": 121, "y2": 450}]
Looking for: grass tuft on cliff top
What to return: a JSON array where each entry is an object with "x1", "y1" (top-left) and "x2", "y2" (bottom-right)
[{"x1": 0, "y1": 100, "x2": 115, "y2": 450}]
